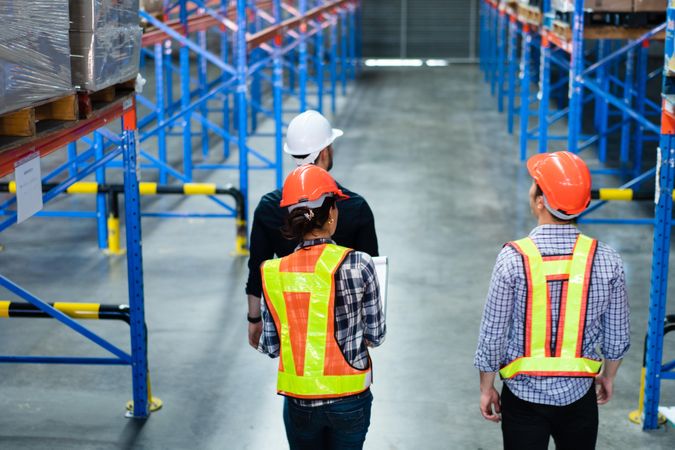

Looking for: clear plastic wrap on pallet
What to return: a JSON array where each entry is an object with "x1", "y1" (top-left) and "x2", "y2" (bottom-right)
[
  {"x1": 0, "y1": 0, "x2": 73, "y2": 116},
  {"x1": 70, "y1": 25, "x2": 142, "y2": 91},
  {"x1": 68, "y1": 1, "x2": 141, "y2": 91},
  {"x1": 69, "y1": 0, "x2": 140, "y2": 32}
]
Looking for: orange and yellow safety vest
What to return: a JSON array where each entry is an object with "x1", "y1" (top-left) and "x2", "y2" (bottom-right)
[
  {"x1": 499, "y1": 234, "x2": 603, "y2": 379},
  {"x1": 261, "y1": 243, "x2": 372, "y2": 399}
]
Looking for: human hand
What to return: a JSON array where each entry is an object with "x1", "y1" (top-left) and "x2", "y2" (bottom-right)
[
  {"x1": 595, "y1": 374, "x2": 614, "y2": 405},
  {"x1": 248, "y1": 322, "x2": 262, "y2": 349},
  {"x1": 480, "y1": 386, "x2": 501, "y2": 422}
]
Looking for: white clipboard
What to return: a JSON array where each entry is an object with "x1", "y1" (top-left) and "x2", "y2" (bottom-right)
[{"x1": 372, "y1": 256, "x2": 389, "y2": 316}]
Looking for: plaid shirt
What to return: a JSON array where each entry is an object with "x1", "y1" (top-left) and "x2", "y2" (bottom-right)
[
  {"x1": 475, "y1": 225, "x2": 630, "y2": 406},
  {"x1": 259, "y1": 238, "x2": 386, "y2": 407}
]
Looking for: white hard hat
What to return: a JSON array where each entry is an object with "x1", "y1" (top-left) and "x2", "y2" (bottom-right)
[{"x1": 284, "y1": 110, "x2": 343, "y2": 165}]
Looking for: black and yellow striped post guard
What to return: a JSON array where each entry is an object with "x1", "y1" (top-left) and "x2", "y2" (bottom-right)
[{"x1": 0, "y1": 300, "x2": 163, "y2": 413}]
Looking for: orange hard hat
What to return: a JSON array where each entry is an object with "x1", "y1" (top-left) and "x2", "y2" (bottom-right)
[
  {"x1": 527, "y1": 151, "x2": 591, "y2": 218},
  {"x1": 280, "y1": 164, "x2": 349, "y2": 209}
]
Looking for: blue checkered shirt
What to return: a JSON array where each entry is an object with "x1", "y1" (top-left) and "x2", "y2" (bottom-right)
[
  {"x1": 259, "y1": 238, "x2": 386, "y2": 407},
  {"x1": 474, "y1": 225, "x2": 630, "y2": 406}
]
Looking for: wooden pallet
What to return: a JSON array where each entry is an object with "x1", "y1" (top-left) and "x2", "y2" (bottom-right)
[
  {"x1": 517, "y1": 4, "x2": 542, "y2": 25},
  {"x1": 0, "y1": 94, "x2": 78, "y2": 138},
  {"x1": 78, "y1": 79, "x2": 136, "y2": 119},
  {"x1": 551, "y1": 19, "x2": 666, "y2": 41},
  {"x1": 0, "y1": 78, "x2": 137, "y2": 138}
]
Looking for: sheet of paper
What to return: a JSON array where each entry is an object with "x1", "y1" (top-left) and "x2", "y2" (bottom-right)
[
  {"x1": 372, "y1": 256, "x2": 389, "y2": 316},
  {"x1": 14, "y1": 153, "x2": 43, "y2": 224}
]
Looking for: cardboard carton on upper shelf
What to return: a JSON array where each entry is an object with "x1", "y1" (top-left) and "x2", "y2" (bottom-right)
[
  {"x1": 141, "y1": 0, "x2": 164, "y2": 14},
  {"x1": 553, "y1": 0, "x2": 634, "y2": 12},
  {"x1": 633, "y1": 0, "x2": 667, "y2": 12}
]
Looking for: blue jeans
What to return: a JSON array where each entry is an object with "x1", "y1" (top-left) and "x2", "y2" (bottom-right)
[{"x1": 283, "y1": 390, "x2": 373, "y2": 450}]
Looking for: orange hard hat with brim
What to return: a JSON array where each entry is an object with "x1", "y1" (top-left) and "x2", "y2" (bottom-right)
[
  {"x1": 527, "y1": 151, "x2": 591, "y2": 217},
  {"x1": 280, "y1": 164, "x2": 349, "y2": 209}
]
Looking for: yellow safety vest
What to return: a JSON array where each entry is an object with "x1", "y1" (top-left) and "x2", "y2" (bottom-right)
[
  {"x1": 499, "y1": 234, "x2": 603, "y2": 379},
  {"x1": 261, "y1": 243, "x2": 372, "y2": 399}
]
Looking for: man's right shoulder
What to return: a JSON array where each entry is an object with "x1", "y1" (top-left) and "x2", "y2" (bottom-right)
[
  {"x1": 255, "y1": 190, "x2": 282, "y2": 213},
  {"x1": 253, "y1": 190, "x2": 285, "y2": 227}
]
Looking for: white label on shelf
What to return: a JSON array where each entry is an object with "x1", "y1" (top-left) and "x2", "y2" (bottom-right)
[
  {"x1": 14, "y1": 153, "x2": 43, "y2": 224},
  {"x1": 123, "y1": 98, "x2": 133, "y2": 110}
]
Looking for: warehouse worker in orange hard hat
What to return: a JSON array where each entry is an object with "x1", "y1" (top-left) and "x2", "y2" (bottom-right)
[
  {"x1": 474, "y1": 151, "x2": 629, "y2": 450},
  {"x1": 257, "y1": 164, "x2": 385, "y2": 450},
  {"x1": 246, "y1": 110, "x2": 379, "y2": 348}
]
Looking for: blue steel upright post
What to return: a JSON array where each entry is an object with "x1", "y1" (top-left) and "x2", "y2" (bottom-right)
[
  {"x1": 596, "y1": 40, "x2": 610, "y2": 163},
  {"x1": 567, "y1": 0, "x2": 585, "y2": 154},
  {"x1": 634, "y1": 41, "x2": 650, "y2": 178},
  {"x1": 180, "y1": 1, "x2": 193, "y2": 181},
  {"x1": 520, "y1": 24, "x2": 532, "y2": 161},
  {"x1": 121, "y1": 100, "x2": 149, "y2": 419},
  {"x1": 643, "y1": 1, "x2": 675, "y2": 430},
  {"x1": 507, "y1": 14, "x2": 518, "y2": 135},
  {"x1": 94, "y1": 132, "x2": 108, "y2": 250},
  {"x1": 236, "y1": 0, "x2": 249, "y2": 218},
  {"x1": 154, "y1": 43, "x2": 168, "y2": 184},
  {"x1": 620, "y1": 49, "x2": 636, "y2": 167},
  {"x1": 299, "y1": 0, "x2": 308, "y2": 111},
  {"x1": 538, "y1": 35, "x2": 551, "y2": 154},
  {"x1": 348, "y1": 2, "x2": 356, "y2": 81},
  {"x1": 315, "y1": 1, "x2": 325, "y2": 114},
  {"x1": 220, "y1": 0, "x2": 231, "y2": 160},
  {"x1": 497, "y1": 7, "x2": 507, "y2": 113},
  {"x1": 330, "y1": 11, "x2": 339, "y2": 114},
  {"x1": 273, "y1": 0, "x2": 284, "y2": 189},
  {"x1": 340, "y1": 8, "x2": 348, "y2": 95},
  {"x1": 198, "y1": 29, "x2": 210, "y2": 158}
]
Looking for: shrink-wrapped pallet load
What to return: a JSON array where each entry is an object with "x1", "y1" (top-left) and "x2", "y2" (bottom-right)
[
  {"x1": 0, "y1": 0, "x2": 73, "y2": 115},
  {"x1": 69, "y1": 0, "x2": 142, "y2": 91}
]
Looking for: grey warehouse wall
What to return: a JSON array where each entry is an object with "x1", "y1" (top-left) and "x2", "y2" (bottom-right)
[{"x1": 361, "y1": 0, "x2": 479, "y2": 60}]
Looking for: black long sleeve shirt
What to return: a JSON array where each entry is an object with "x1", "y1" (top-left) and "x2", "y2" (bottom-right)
[{"x1": 245, "y1": 184, "x2": 379, "y2": 297}]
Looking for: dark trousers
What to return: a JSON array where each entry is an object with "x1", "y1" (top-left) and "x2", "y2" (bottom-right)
[
  {"x1": 501, "y1": 384, "x2": 598, "y2": 450},
  {"x1": 283, "y1": 390, "x2": 372, "y2": 450}
]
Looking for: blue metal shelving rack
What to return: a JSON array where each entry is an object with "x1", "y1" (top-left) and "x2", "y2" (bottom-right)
[
  {"x1": 479, "y1": 0, "x2": 675, "y2": 430},
  {"x1": 643, "y1": 1, "x2": 675, "y2": 429},
  {"x1": 29, "y1": 1, "x2": 360, "y2": 254},
  {"x1": 134, "y1": 0, "x2": 359, "y2": 200},
  {"x1": 0, "y1": 96, "x2": 153, "y2": 418}
]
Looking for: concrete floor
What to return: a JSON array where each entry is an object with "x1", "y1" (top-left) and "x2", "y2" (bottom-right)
[{"x1": 0, "y1": 65, "x2": 675, "y2": 449}]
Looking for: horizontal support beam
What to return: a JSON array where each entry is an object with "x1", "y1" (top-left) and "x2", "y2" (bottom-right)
[
  {"x1": 247, "y1": 0, "x2": 354, "y2": 49},
  {"x1": 0, "y1": 182, "x2": 238, "y2": 197}
]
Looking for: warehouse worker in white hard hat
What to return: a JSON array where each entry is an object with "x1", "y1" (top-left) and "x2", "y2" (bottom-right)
[{"x1": 245, "y1": 110, "x2": 379, "y2": 347}]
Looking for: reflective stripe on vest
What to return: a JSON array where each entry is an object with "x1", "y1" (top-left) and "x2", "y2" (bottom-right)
[
  {"x1": 261, "y1": 244, "x2": 372, "y2": 399},
  {"x1": 499, "y1": 235, "x2": 603, "y2": 379}
]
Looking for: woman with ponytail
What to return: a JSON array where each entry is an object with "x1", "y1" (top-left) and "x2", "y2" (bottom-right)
[{"x1": 257, "y1": 164, "x2": 386, "y2": 450}]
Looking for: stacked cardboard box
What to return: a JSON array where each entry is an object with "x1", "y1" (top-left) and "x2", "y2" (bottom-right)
[
  {"x1": 552, "y1": 0, "x2": 666, "y2": 12},
  {"x1": 0, "y1": 1, "x2": 73, "y2": 115},
  {"x1": 553, "y1": 0, "x2": 633, "y2": 12},
  {"x1": 69, "y1": 0, "x2": 142, "y2": 91},
  {"x1": 141, "y1": 0, "x2": 164, "y2": 14},
  {"x1": 633, "y1": 0, "x2": 667, "y2": 12}
]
